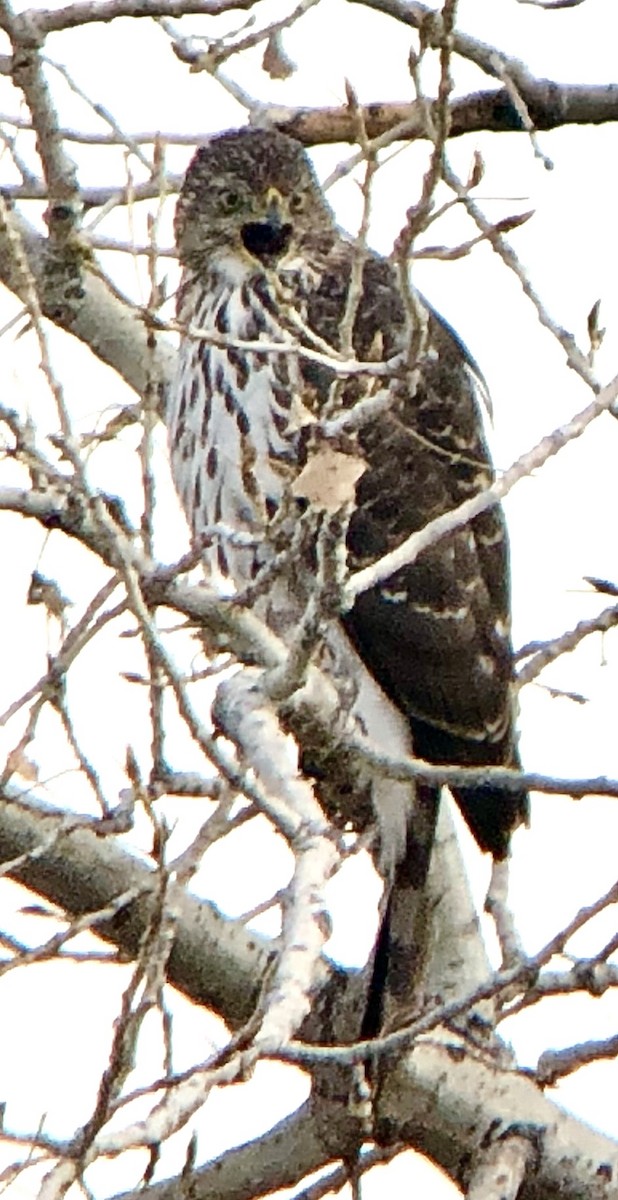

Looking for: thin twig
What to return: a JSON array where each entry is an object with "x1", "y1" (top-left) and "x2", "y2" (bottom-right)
[{"x1": 346, "y1": 371, "x2": 618, "y2": 602}]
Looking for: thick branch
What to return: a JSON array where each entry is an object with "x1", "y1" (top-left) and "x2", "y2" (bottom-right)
[
  {"x1": 376, "y1": 1038, "x2": 618, "y2": 1199},
  {"x1": 5, "y1": 0, "x2": 257, "y2": 36},
  {"x1": 274, "y1": 84, "x2": 618, "y2": 147},
  {"x1": 0, "y1": 206, "x2": 174, "y2": 397},
  {"x1": 2, "y1": 83, "x2": 618, "y2": 209},
  {"x1": 0, "y1": 791, "x2": 269, "y2": 1026},
  {"x1": 6, "y1": 639, "x2": 610, "y2": 1199},
  {"x1": 214, "y1": 669, "x2": 342, "y2": 1051},
  {"x1": 466, "y1": 1134, "x2": 539, "y2": 1200},
  {"x1": 117, "y1": 1101, "x2": 329, "y2": 1200},
  {"x1": 1, "y1": 3, "x2": 80, "y2": 217}
]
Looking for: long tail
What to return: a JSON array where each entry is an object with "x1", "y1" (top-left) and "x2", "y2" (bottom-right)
[{"x1": 361, "y1": 783, "x2": 440, "y2": 1039}]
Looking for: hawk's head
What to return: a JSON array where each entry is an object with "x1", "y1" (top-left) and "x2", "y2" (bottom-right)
[{"x1": 175, "y1": 128, "x2": 330, "y2": 274}]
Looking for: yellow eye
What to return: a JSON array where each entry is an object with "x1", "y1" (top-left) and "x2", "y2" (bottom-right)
[
  {"x1": 289, "y1": 191, "x2": 308, "y2": 214},
  {"x1": 220, "y1": 190, "x2": 242, "y2": 213}
]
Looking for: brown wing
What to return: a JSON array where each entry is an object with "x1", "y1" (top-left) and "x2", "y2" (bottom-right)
[{"x1": 301, "y1": 246, "x2": 527, "y2": 858}]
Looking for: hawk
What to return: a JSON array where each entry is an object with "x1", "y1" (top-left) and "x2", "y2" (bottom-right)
[{"x1": 169, "y1": 127, "x2": 527, "y2": 1025}]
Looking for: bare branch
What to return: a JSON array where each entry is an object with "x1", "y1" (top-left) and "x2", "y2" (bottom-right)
[
  {"x1": 376, "y1": 1037, "x2": 615, "y2": 1200},
  {"x1": 215, "y1": 668, "x2": 341, "y2": 1049},
  {"x1": 115, "y1": 1102, "x2": 328, "y2": 1200},
  {"x1": 0, "y1": 1, "x2": 80, "y2": 221},
  {"x1": 346, "y1": 373, "x2": 618, "y2": 603},
  {"x1": 466, "y1": 1131, "x2": 539, "y2": 1200},
  {"x1": 518, "y1": 0, "x2": 587, "y2": 8},
  {"x1": 2, "y1": 83, "x2": 618, "y2": 207},
  {"x1": 6, "y1": 0, "x2": 259, "y2": 37},
  {"x1": 0, "y1": 790, "x2": 270, "y2": 1025},
  {"x1": 537, "y1": 1034, "x2": 618, "y2": 1087},
  {"x1": 516, "y1": 600, "x2": 618, "y2": 687},
  {"x1": 0, "y1": 206, "x2": 175, "y2": 395},
  {"x1": 348, "y1": 0, "x2": 535, "y2": 87}
]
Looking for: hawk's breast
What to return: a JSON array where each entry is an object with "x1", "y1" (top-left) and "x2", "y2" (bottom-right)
[{"x1": 170, "y1": 260, "x2": 311, "y2": 593}]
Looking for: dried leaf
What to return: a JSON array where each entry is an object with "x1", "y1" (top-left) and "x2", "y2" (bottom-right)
[
  {"x1": 587, "y1": 299, "x2": 605, "y2": 354},
  {"x1": 493, "y1": 209, "x2": 534, "y2": 235},
  {"x1": 468, "y1": 150, "x2": 485, "y2": 190},
  {"x1": 6, "y1": 748, "x2": 39, "y2": 782},
  {"x1": 27, "y1": 571, "x2": 71, "y2": 619},
  {"x1": 291, "y1": 447, "x2": 366, "y2": 513},
  {"x1": 344, "y1": 78, "x2": 359, "y2": 113},
  {"x1": 584, "y1": 575, "x2": 618, "y2": 598},
  {"x1": 262, "y1": 31, "x2": 295, "y2": 80}
]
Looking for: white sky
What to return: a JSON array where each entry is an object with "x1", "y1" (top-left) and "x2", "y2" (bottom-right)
[{"x1": 2, "y1": 0, "x2": 618, "y2": 1196}]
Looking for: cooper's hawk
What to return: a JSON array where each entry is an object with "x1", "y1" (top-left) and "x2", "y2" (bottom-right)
[{"x1": 169, "y1": 127, "x2": 527, "y2": 1027}]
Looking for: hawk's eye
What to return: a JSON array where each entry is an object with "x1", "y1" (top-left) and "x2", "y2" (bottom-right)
[
  {"x1": 220, "y1": 190, "x2": 242, "y2": 213},
  {"x1": 289, "y1": 191, "x2": 309, "y2": 214}
]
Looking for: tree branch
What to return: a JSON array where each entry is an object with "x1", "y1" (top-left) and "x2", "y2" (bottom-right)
[
  {"x1": 115, "y1": 1101, "x2": 330, "y2": 1200},
  {"x1": 3, "y1": 82, "x2": 618, "y2": 210},
  {"x1": 375, "y1": 1037, "x2": 618, "y2": 1198},
  {"x1": 466, "y1": 1132, "x2": 539, "y2": 1200},
  {"x1": 0, "y1": 790, "x2": 270, "y2": 1026},
  {"x1": 0, "y1": 205, "x2": 174, "y2": 396},
  {"x1": 272, "y1": 83, "x2": 618, "y2": 148},
  {"x1": 346, "y1": 374, "x2": 618, "y2": 603},
  {"x1": 3, "y1": 0, "x2": 258, "y2": 36}
]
